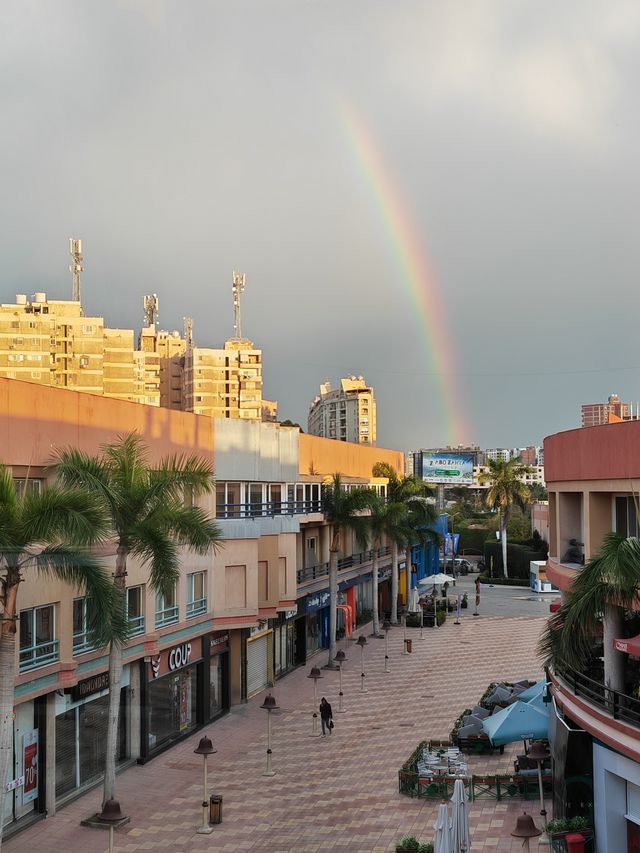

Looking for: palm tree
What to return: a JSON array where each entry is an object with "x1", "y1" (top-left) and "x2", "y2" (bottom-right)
[
  {"x1": 372, "y1": 462, "x2": 427, "y2": 623},
  {"x1": 404, "y1": 495, "x2": 439, "y2": 592},
  {"x1": 478, "y1": 458, "x2": 532, "y2": 578},
  {"x1": 540, "y1": 532, "x2": 640, "y2": 694},
  {"x1": 367, "y1": 494, "x2": 408, "y2": 636},
  {"x1": 53, "y1": 433, "x2": 221, "y2": 808},
  {"x1": 321, "y1": 474, "x2": 372, "y2": 667},
  {"x1": 0, "y1": 466, "x2": 119, "y2": 850}
]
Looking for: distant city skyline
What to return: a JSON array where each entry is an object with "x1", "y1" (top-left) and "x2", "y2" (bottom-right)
[{"x1": 3, "y1": 1, "x2": 640, "y2": 450}]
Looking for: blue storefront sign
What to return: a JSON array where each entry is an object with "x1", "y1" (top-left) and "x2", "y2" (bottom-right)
[{"x1": 305, "y1": 590, "x2": 330, "y2": 613}]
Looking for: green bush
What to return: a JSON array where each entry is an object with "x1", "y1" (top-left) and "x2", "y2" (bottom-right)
[
  {"x1": 398, "y1": 836, "x2": 420, "y2": 850},
  {"x1": 546, "y1": 819, "x2": 569, "y2": 834},
  {"x1": 478, "y1": 574, "x2": 530, "y2": 587},
  {"x1": 482, "y1": 541, "x2": 547, "y2": 579},
  {"x1": 436, "y1": 610, "x2": 446, "y2": 626},
  {"x1": 458, "y1": 527, "x2": 491, "y2": 554}
]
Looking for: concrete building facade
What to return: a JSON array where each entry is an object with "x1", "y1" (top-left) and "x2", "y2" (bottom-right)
[
  {"x1": 307, "y1": 376, "x2": 376, "y2": 445},
  {"x1": 581, "y1": 393, "x2": 631, "y2": 427}
]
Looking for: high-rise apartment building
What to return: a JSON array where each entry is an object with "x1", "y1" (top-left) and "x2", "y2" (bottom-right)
[
  {"x1": 307, "y1": 376, "x2": 376, "y2": 445},
  {"x1": 581, "y1": 394, "x2": 631, "y2": 427}
]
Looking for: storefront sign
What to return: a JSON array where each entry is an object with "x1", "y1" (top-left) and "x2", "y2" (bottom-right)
[
  {"x1": 69, "y1": 672, "x2": 110, "y2": 702},
  {"x1": 150, "y1": 641, "x2": 201, "y2": 679},
  {"x1": 209, "y1": 633, "x2": 229, "y2": 650},
  {"x1": 22, "y1": 730, "x2": 38, "y2": 804},
  {"x1": 4, "y1": 776, "x2": 23, "y2": 793},
  {"x1": 305, "y1": 591, "x2": 330, "y2": 613}
]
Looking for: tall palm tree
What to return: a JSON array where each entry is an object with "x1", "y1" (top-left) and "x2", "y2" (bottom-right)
[
  {"x1": 321, "y1": 474, "x2": 372, "y2": 667},
  {"x1": 478, "y1": 458, "x2": 532, "y2": 578},
  {"x1": 0, "y1": 466, "x2": 119, "y2": 851},
  {"x1": 372, "y1": 462, "x2": 427, "y2": 623},
  {"x1": 367, "y1": 494, "x2": 408, "y2": 636},
  {"x1": 54, "y1": 433, "x2": 221, "y2": 808},
  {"x1": 540, "y1": 532, "x2": 640, "y2": 694},
  {"x1": 405, "y1": 495, "x2": 439, "y2": 592}
]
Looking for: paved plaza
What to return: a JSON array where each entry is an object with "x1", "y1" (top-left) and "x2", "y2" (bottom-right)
[{"x1": 7, "y1": 604, "x2": 548, "y2": 853}]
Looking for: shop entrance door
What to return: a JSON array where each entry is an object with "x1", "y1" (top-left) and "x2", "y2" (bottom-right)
[{"x1": 294, "y1": 617, "x2": 306, "y2": 665}]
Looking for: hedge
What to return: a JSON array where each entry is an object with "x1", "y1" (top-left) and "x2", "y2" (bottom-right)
[
  {"x1": 478, "y1": 574, "x2": 530, "y2": 587},
  {"x1": 483, "y1": 541, "x2": 547, "y2": 579}
]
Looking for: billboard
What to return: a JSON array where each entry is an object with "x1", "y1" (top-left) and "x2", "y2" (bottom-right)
[{"x1": 420, "y1": 451, "x2": 474, "y2": 485}]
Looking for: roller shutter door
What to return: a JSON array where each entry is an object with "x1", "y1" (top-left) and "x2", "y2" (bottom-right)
[{"x1": 246, "y1": 633, "x2": 269, "y2": 698}]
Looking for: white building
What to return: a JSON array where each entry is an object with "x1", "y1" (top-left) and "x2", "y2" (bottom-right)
[{"x1": 307, "y1": 376, "x2": 376, "y2": 445}]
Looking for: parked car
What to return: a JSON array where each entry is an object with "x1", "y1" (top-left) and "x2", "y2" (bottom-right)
[{"x1": 453, "y1": 558, "x2": 473, "y2": 575}]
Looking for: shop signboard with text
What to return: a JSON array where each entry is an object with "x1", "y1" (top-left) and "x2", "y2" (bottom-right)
[
  {"x1": 148, "y1": 641, "x2": 202, "y2": 680},
  {"x1": 22, "y1": 730, "x2": 38, "y2": 804}
]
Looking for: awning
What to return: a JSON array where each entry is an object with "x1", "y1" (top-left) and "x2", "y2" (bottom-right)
[{"x1": 613, "y1": 634, "x2": 640, "y2": 656}]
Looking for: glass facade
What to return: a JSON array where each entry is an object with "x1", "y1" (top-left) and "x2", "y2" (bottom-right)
[{"x1": 147, "y1": 667, "x2": 198, "y2": 752}]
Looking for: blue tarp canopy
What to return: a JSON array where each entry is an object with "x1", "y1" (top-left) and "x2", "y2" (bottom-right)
[
  {"x1": 517, "y1": 678, "x2": 547, "y2": 701},
  {"x1": 482, "y1": 701, "x2": 550, "y2": 745}
]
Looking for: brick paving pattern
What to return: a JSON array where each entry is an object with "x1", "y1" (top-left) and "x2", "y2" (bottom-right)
[{"x1": 6, "y1": 613, "x2": 548, "y2": 852}]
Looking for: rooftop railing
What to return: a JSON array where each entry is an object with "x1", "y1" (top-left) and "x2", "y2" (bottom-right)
[{"x1": 217, "y1": 500, "x2": 322, "y2": 519}]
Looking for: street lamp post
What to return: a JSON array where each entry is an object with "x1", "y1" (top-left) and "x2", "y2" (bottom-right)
[
  {"x1": 334, "y1": 649, "x2": 347, "y2": 712},
  {"x1": 98, "y1": 799, "x2": 124, "y2": 853},
  {"x1": 356, "y1": 635, "x2": 368, "y2": 692},
  {"x1": 308, "y1": 666, "x2": 323, "y2": 736},
  {"x1": 382, "y1": 620, "x2": 391, "y2": 672},
  {"x1": 511, "y1": 812, "x2": 542, "y2": 853},
  {"x1": 402, "y1": 612, "x2": 408, "y2": 654},
  {"x1": 419, "y1": 598, "x2": 425, "y2": 638},
  {"x1": 260, "y1": 693, "x2": 279, "y2": 776},
  {"x1": 528, "y1": 740, "x2": 550, "y2": 844},
  {"x1": 194, "y1": 735, "x2": 216, "y2": 834}
]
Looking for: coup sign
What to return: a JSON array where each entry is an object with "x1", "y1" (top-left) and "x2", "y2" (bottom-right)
[{"x1": 168, "y1": 643, "x2": 192, "y2": 671}]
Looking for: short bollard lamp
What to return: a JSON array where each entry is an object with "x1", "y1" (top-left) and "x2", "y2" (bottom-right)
[
  {"x1": 402, "y1": 612, "x2": 409, "y2": 654},
  {"x1": 260, "y1": 693, "x2": 279, "y2": 776},
  {"x1": 307, "y1": 666, "x2": 323, "y2": 736},
  {"x1": 334, "y1": 649, "x2": 347, "y2": 712},
  {"x1": 382, "y1": 620, "x2": 391, "y2": 672},
  {"x1": 511, "y1": 812, "x2": 542, "y2": 853},
  {"x1": 194, "y1": 735, "x2": 216, "y2": 834},
  {"x1": 356, "y1": 635, "x2": 368, "y2": 692},
  {"x1": 528, "y1": 740, "x2": 551, "y2": 844},
  {"x1": 99, "y1": 799, "x2": 123, "y2": 853}
]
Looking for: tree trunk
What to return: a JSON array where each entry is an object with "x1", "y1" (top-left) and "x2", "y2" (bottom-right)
[
  {"x1": 102, "y1": 547, "x2": 127, "y2": 807},
  {"x1": 371, "y1": 543, "x2": 380, "y2": 636},
  {"x1": 603, "y1": 604, "x2": 625, "y2": 694},
  {"x1": 0, "y1": 599, "x2": 18, "y2": 853},
  {"x1": 328, "y1": 528, "x2": 340, "y2": 668},
  {"x1": 501, "y1": 516, "x2": 508, "y2": 578},
  {"x1": 391, "y1": 541, "x2": 399, "y2": 625}
]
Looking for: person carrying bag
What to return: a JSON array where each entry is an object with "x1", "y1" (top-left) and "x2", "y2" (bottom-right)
[{"x1": 319, "y1": 697, "x2": 333, "y2": 736}]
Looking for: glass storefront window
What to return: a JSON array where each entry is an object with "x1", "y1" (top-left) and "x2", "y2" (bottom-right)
[
  {"x1": 307, "y1": 613, "x2": 321, "y2": 655},
  {"x1": 147, "y1": 668, "x2": 198, "y2": 751},
  {"x1": 209, "y1": 657, "x2": 223, "y2": 718}
]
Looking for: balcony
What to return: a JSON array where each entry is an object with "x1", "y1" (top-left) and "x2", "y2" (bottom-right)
[
  {"x1": 296, "y1": 546, "x2": 391, "y2": 585},
  {"x1": 217, "y1": 499, "x2": 322, "y2": 519},
  {"x1": 186, "y1": 597, "x2": 207, "y2": 618},
  {"x1": 72, "y1": 629, "x2": 94, "y2": 655},
  {"x1": 19, "y1": 638, "x2": 59, "y2": 672},
  {"x1": 127, "y1": 614, "x2": 145, "y2": 637},
  {"x1": 555, "y1": 664, "x2": 640, "y2": 729},
  {"x1": 155, "y1": 605, "x2": 179, "y2": 628}
]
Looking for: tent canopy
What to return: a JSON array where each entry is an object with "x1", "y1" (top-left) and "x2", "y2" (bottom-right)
[
  {"x1": 518, "y1": 679, "x2": 547, "y2": 701},
  {"x1": 482, "y1": 701, "x2": 550, "y2": 746}
]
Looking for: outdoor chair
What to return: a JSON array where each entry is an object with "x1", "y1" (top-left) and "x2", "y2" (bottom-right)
[{"x1": 472, "y1": 705, "x2": 490, "y2": 719}]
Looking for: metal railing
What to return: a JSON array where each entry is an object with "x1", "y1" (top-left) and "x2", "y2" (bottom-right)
[
  {"x1": 216, "y1": 500, "x2": 322, "y2": 519},
  {"x1": 556, "y1": 664, "x2": 640, "y2": 727},
  {"x1": 72, "y1": 629, "x2": 94, "y2": 655},
  {"x1": 186, "y1": 597, "x2": 207, "y2": 618},
  {"x1": 19, "y1": 638, "x2": 59, "y2": 672},
  {"x1": 296, "y1": 546, "x2": 392, "y2": 584},
  {"x1": 127, "y1": 614, "x2": 145, "y2": 637},
  {"x1": 155, "y1": 605, "x2": 179, "y2": 628}
]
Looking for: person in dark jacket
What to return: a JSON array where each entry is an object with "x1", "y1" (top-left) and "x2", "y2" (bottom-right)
[{"x1": 319, "y1": 697, "x2": 333, "y2": 736}]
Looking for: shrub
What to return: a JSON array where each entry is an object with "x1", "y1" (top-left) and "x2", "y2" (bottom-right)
[
  {"x1": 436, "y1": 610, "x2": 446, "y2": 626},
  {"x1": 546, "y1": 818, "x2": 570, "y2": 834},
  {"x1": 398, "y1": 836, "x2": 420, "y2": 850},
  {"x1": 483, "y1": 540, "x2": 547, "y2": 579},
  {"x1": 478, "y1": 574, "x2": 530, "y2": 587}
]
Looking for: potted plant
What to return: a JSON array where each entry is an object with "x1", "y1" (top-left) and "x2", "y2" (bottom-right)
[
  {"x1": 547, "y1": 816, "x2": 594, "y2": 844},
  {"x1": 396, "y1": 837, "x2": 434, "y2": 853}
]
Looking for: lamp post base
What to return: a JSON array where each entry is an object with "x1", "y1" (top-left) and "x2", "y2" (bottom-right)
[{"x1": 197, "y1": 825, "x2": 214, "y2": 835}]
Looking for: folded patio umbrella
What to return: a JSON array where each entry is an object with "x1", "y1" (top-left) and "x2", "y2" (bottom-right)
[
  {"x1": 527, "y1": 691, "x2": 550, "y2": 715},
  {"x1": 408, "y1": 585, "x2": 421, "y2": 613},
  {"x1": 482, "y1": 701, "x2": 550, "y2": 746},
  {"x1": 450, "y1": 779, "x2": 471, "y2": 853},
  {"x1": 518, "y1": 678, "x2": 546, "y2": 701},
  {"x1": 434, "y1": 801, "x2": 453, "y2": 853}
]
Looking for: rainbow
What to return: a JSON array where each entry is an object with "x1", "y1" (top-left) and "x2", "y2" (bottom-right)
[{"x1": 341, "y1": 105, "x2": 467, "y2": 446}]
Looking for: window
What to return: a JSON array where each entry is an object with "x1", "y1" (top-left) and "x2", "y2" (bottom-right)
[
  {"x1": 155, "y1": 584, "x2": 178, "y2": 627},
  {"x1": 615, "y1": 496, "x2": 638, "y2": 538},
  {"x1": 187, "y1": 572, "x2": 207, "y2": 617},
  {"x1": 126, "y1": 586, "x2": 145, "y2": 636},
  {"x1": 268, "y1": 484, "x2": 282, "y2": 514},
  {"x1": 72, "y1": 597, "x2": 93, "y2": 653},
  {"x1": 249, "y1": 483, "x2": 263, "y2": 517},
  {"x1": 19, "y1": 604, "x2": 57, "y2": 671},
  {"x1": 13, "y1": 478, "x2": 42, "y2": 499}
]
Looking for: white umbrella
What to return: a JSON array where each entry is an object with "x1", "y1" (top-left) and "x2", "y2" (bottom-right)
[
  {"x1": 450, "y1": 779, "x2": 471, "y2": 852},
  {"x1": 434, "y1": 802, "x2": 453, "y2": 853},
  {"x1": 418, "y1": 573, "x2": 456, "y2": 588}
]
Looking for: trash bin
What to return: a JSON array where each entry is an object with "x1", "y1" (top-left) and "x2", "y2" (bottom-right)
[
  {"x1": 209, "y1": 794, "x2": 223, "y2": 825},
  {"x1": 565, "y1": 833, "x2": 585, "y2": 853},
  {"x1": 405, "y1": 638, "x2": 412, "y2": 653}
]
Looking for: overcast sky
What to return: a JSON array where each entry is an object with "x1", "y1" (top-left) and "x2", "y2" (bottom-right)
[{"x1": 2, "y1": 1, "x2": 640, "y2": 452}]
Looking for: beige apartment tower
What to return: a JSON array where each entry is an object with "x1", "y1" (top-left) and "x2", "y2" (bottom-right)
[
  {"x1": 581, "y1": 393, "x2": 631, "y2": 427},
  {"x1": 307, "y1": 375, "x2": 376, "y2": 445}
]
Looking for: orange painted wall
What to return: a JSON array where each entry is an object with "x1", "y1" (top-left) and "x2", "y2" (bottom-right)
[
  {"x1": 299, "y1": 433, "x2": 403, "y2": 479},
  {"x1": 0, "y1": 377, "x2": 214, "y2": 467}
]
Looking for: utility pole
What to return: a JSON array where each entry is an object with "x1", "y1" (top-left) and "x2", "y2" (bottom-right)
[{"x1": 232, "y1": 271, "x2": 245, "y2": 339}]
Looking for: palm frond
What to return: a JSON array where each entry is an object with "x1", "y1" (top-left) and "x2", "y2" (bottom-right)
[
  {"x1": 20, "y1": 486, "x2": 108, "y2": 546},
  {"x1": 159, "y1": 506, "x2": 222, "y2": 554},
  {"x1": 130, "y1": 525, "x2": 180, "y2": 597}
]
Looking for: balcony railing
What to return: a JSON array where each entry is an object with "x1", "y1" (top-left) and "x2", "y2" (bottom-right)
[
  {"x1": 217, "y1": 500, "x2": 322, "y2": 519},
  {"x1": 155, "y1": 605, "x2": 179, "y2": 628},
  {"x1": 72, "y1": 629, "x2": 94, "y2": 655},
  {"x1": 297, "y1": 546, "x2": 392, "y2": 584},
  {"x1": 556, "y1": 664, "x2": 640, "y2": 728},
  {"x1": 186, "y1": 597, "x2": 207, "y2": 618},
  {"x1": 19, "y1": 638, "x2": 59, "y2": 672},
  {"x1": 127, "y1": 614, "x2": 145, "y2": 637}
]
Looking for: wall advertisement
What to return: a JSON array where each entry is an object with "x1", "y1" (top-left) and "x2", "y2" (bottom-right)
[{"x1": 420, "y1": 452, "x2": 474, "y2": 485}]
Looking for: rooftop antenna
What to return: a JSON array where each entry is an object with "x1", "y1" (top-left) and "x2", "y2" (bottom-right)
[
  {"x1": 143, "y1": 294, "x2": 159, "y2": 328},
  {"x1": 69, "y1": 238, "x2": 84, "y2": 304},
  {"x1": 184, "y1": 317, "x2": 193, "y2": 350},
  {"x1": 232, "y1": 271, "x2": 245, "y2": 339}
]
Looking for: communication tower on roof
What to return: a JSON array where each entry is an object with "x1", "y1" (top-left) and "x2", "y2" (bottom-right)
[
  {"x1": 184, "y1": 316, "x2": 193, "y2": 350},
  {"x1": 232, "y1": 271, "x2": 246, "y2": 339},
  {"x1": 69, "y1": 238, "x2": 84, "y2": 304},
  {"x1": 143, "y1": 294, "x2": 159, "y2": 328}
]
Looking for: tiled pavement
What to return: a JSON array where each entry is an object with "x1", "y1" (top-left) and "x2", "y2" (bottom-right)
[{"x1": 7, "y1": 612, "x2": 548, "y2": 852}]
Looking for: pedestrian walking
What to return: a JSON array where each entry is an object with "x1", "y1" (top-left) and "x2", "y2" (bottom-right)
[{"x1": 319, "y1": 697, "x2": 333, "y2": 736}]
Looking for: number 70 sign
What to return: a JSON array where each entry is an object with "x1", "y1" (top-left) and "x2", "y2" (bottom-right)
[{"x1": 22, "y1": 730, "x2": 38, "y2": 804}]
